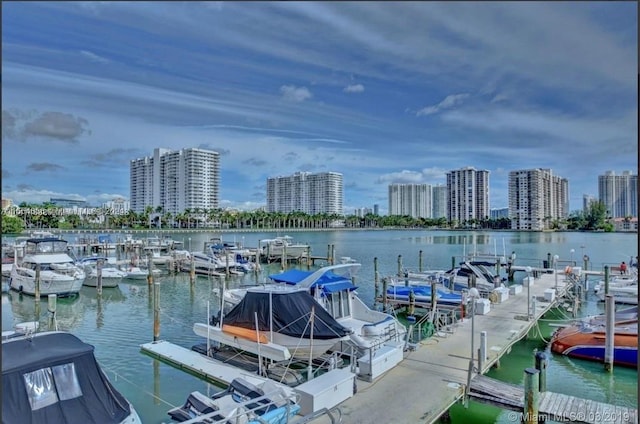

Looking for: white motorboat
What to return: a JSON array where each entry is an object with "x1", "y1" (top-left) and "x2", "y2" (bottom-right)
[
  {"x1": 78, "y1": 257, "x2": 127, "y2": 288},
  {"x1": 260, "y1": 236, "x2": 309, "y2": 260},
  {"x1": 597, "y1": 284, "x2": 638, "y2": 305},
  {"x1": 123, "y1": 266, "x2": 162, "y2": 280},
  {"x1": 2, "y1": 330, "x2": 142, "y2": 424},
  {"x1": 9, "y1": 238, "x2": 85, "y2": 297}
]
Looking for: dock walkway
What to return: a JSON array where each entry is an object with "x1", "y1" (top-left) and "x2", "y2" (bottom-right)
[
  {"x1": 469, "y1": 375, "x2": 637, "y2": 424},
  {"x1": 308, "y1": 271, "x2": 635, "y2": 424}
]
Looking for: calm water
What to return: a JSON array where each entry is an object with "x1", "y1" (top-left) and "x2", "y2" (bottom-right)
[{"x1": 2, "y1": 229, "x2": 637, "y2": 423}]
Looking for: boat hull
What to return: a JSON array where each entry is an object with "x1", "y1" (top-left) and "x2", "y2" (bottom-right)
[
  {"x1": 9, "y1": 269, "x2": 84, "y2": 297},
  {"x1": 550, "y1": 324, "x2": 638, "y2": 368}
]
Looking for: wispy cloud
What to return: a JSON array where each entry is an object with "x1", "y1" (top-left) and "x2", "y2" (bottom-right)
[
  {"x1": 344, "y1": 84, "x2": 364, "y2": 93},
  {"x1": 280, "y1": 85, "x2": 312, "y2": 102},
  {"x1": 80, "y1": 50, "x2": 110, "y2": 64},
  {"x1": 417, "y1": 93, "x2": 469, "y2": 116},
  {"x1": 26, "y1": 162, "x2": 66, "y2": 172}
]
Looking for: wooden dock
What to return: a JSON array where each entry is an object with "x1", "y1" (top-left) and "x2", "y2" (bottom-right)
[{"x1": 469, "y1": 375, "x2": 638, "y2": 424}]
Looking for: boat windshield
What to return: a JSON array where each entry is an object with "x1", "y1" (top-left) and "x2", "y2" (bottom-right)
[{"x1": 26, "y1": 240, "x2": 68, "y2": 255}]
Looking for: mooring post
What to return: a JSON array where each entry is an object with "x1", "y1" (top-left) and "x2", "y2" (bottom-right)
[
  {"x1": 603, "y1": 265, "x2": 610, "y2": 296},
  {"x1": 495, "y1": 257, "x2": 501, "y2": 280},
  {"x1": 97, "y1": 258, "x2": 103, "y2": 295},
  {"x1": 535, "y1": 351, "x2": 547, "y2": 392},
  {"x1": 147, "y1": 253, "x2": 154, "y2": 286},
  {"x1": 48, "y1": 294, "x2": 57, "y2": 330},
  {"x1": 381, "y1": 277, "x2": 388, "y2": 308},
  {"x1": 327, "y1": 244, "x2": 331, "y2": 264},
  {"x1": 190, "y1": 254, "x2": 195, "y2": 284},
  {"x1": 451, "y1": 256, "x2": 456, "y2": 271},
  {"x1": 397, "y1": 255, "x2": 402, "y2": 277},
  {"x1": 604, "y1": 294, "x2": 615, "y2": 372},
  {"x1": 479, "y1": 331, "x2": 487, "y2": 373},
  {"x1": 373, "y1": 257, "x2": 379, "y2": 304},
  {"x1": 34, "y1": 263, "x2": 41, "y2": 298},
  {"x1": 418, "y1": 250, "x2": 423, "y2": 273},
  {"x1": 331, "y1": 244, "x2": 336, "y2": 265},
  {"x1": 523, "y1": 368, "x2": 540, "y2": 424},
  {"x1": 583, "y1": 254, "x2": 589, "y2": 271},
  {"x1": 153, "y1": 279, "x2": 160, "y2": 342}
]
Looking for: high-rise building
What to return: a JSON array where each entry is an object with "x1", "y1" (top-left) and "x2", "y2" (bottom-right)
[
  {"x1": 598, "y1": 171, "x2": 638, "y2": 218},
  {"x1": 266, "y1": 172, "x2": 343, "y2": 215},
  {"x1": 490, "y1": 208, "x2": 509, "y2": 219},
  {"x1": 582, "y1": 194, "x2": 597, "y2": 214},
  {"x1": 373, "y1": 204, "x2": 379, "y2": 216},
  {"x1": 446, "y1": 167, "x2": 490, "y2": 225},
  {"x1": 432, "y1": 184, "x2": 447, "y2": 219},
  {"x1": 388, "y1": 183, "x2": 432, "y2": 218},
  {"x1": 130, "y1": 147, "x2": 220, "y2": 214},
  {"x1": 508, "y1": 168, "x2": 569, "y2": 231}
]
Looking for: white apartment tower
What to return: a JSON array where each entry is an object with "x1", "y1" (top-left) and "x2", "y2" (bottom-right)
[
  {"x1": 508, "y1": 168, "x2": 569, "y2": 231},
  {"x1": 130, "y1": 147, "x2": 220, "y2": 214},
  {"x1": 446, "y1": 167, "x2": 490, "y2": 225},
  {"x1": 432, "y1": 184, "x2": 448, "y2": 219},
  {"x1": 388, "y1": 183, "x2": 432, "y2": 218},
  {"x1": 266, "y1": 172, "x2": 343, "y2": 215},
  {"x1": 598, "y1": 171, "x2": 638, "y2": 218}
]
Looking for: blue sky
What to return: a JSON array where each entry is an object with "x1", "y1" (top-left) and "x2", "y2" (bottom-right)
[{"x1": 2, "y1": 2, "x2": 637, "y2": 215}]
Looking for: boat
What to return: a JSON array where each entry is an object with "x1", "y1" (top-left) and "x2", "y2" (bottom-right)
[
  {"x1": 385, "y1": 280, "x2": 465, "y2": 306},
  {"x1": 596, "y1": 283, "x2": 638, "y2": 305},
  {"x1": 2, "y1": 330, "x2": 142, "y2": 424},
  {"x1": 9, "y1": 237, "x2": 85, "y2": 297},
  {"x1": 260, "y1": 236, "x2": 309, "y2": 261},
  {"x1": 593, "y1": 274, "x2": 637, "y2": 294},
  {"x1": 217, "y1": 263, "x2": 408, "y2": 359},
  {"x1": 442, "y1": 260, "x2": 505, "y2": 294},
  {"x1": 168, "y1": 377, "x2": 300, "y2": 423},
  {"x1": 78, "y1": 256, "x2": 127, "y2": 288},
  {"x1": 550, "y1": 307, "x2": 637, "y2": 368},
  {"x1": 123, "y1": 266, "x2": 162, "y2": 280},
  {"x1": 194, "y1": 289, "x2": 352, "y2": 361}
]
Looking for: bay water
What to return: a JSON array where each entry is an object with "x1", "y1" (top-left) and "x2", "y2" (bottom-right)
[{"x1": 2, "y1": 229, "x2": 637, "y2": 423}]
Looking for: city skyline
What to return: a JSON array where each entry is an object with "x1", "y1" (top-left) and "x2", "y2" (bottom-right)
[{"x1": 2, "y1": 2, "x2": 637, "y2": 214}]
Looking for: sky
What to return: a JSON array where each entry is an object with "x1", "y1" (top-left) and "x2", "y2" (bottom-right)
[{"x1": 2, "y1": 2, "x2": 637, "y2": 215}]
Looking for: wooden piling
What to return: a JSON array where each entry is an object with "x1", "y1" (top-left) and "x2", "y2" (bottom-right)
[
  {"x1": 48, "y1": 294, "x2": 57, "y2": 331},
  {"x1": 603, "y1": 265, "x2": 610, "y2": 296},
  {"x1": 523, "y1": 368, "x2": 540, "y2": 424},
  {"x1": 35, "y1": 264, "x2": 41, "y2": 299},
  {"x1": 397, "y1": 255, "x2": 402, "y2": 277},
  {"x1": 418, "y1": 250, "x2": 423, "y2": 273},
  {"x1": 373, "y1": 257, "x2": 379, "y2": 302},
  {"x1": 97, "y1": 258, "x2": 103, "y2": 295},
  {"x1": 190, "y1": 254, "x2": 195, "y2": 284},
  {"x1": 153, "y1": 279, "x2": 160, "y2": 341}
]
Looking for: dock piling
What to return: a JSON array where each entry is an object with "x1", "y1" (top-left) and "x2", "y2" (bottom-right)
[
  {"x1": 397, "y1": 255, "x2": 402, "y2": 277},
  {"x1": 97, "y1": 258, "x2": 103, "y2": 294},
  {"x1": 534, "y1": 351, "x2": 547, "y2": 392},
  {"x1": 479, "y1": 331, "x2": 487, "y2": 372},
  {"x1": 418, "y1": 250, "x2": 423, "y2": 273},
  {"x1": 48, "y1": 294, "x2": 57, "y2": 331},
  {"x1": 604, "y1": 294, "x2": 614, "y2": 372},
  {"x1": 153, "y1": 279, "x2": 160, "y2": 342},
  {"x1": 523, "y1": 368, "x2": 540, "y2": 424}
]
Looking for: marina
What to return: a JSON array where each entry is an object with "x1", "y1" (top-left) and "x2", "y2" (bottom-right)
[{"x1": 1, "y1": 229, "x2": 637, "y2": 423}]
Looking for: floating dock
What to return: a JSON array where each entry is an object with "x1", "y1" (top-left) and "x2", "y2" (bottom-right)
[{"x1": 305, "y1": 270, "x2": 637, "y2": 424}]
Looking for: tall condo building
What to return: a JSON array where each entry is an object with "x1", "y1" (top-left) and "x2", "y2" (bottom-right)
[
  {"x1": 598, "y1": 171, "x2": 638, "y2": 218},
  {"x1": 508, "y1": 168, "x2": 569, "y2": 231},
  {"x1": 432, "y1": 184, "x2": 448, "y2": 219},
  {"x1": 130, "y1": 147, "x2": 220, "y2": 214},
  {"x1": 266, "y1": 172, "x2": 343, "y2": 215},
  {"x1": 446, "y1": 167, "x2": 490, "y2": 224},
  {"x1": 388, "y1": 183, "x2": 432, "y2": 218}
]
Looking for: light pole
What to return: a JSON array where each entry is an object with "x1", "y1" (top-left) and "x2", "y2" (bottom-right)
[
  {"x1": 525, "y1": 266, "x2": 532, "y2": 320},
  {"x1": 553, "y1": 254, "x2": 559, "y2": 292},
  {"x1": 465, "y1": 287, "x2": 480, "y2": 406}
]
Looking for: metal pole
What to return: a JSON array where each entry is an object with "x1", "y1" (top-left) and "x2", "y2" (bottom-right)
[{"x1": 604, "y1": 294, "x2": 614, "y2": 372}]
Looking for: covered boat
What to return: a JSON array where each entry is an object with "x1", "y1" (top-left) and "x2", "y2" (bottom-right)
[
  {"x1": 2, "y1": 331, "x2": 141, "y2": 424},
  {"x1": 195, "y1": 289, "x2": 351, "y2": 361}
]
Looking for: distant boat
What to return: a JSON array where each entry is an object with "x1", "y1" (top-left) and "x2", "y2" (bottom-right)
[
  {"x1": 2, "y1": 330, "x2": 142, "y2": 424},
  {"x1": 385, "y1": 281, "x2": 465, "y2": 306},
  {"x1": 78, "y1": 256, "x2": 127, "y2": 288},
  {"x1": 550, "y1": 307, "x2": 638, "y2": 368},
  {"x1": 123, "y1": 266, "x2": 162, "y2": 280},
  {"x1": 260, "y1": 236, "x2": 309, "y2": 260}
]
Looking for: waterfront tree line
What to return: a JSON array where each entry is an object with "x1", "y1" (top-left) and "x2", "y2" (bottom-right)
[{"x1": 1, "y1": 201, "x2": 616, "y2": 234}]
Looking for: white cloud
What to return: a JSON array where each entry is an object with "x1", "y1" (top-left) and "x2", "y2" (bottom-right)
[
  {"x1": 344, "y1": 84, "x2": 364, "y2": 93},
  {"x1": 417, "y1": 93, "x2": 469, "y2": 116},
  {"x1": 377, "y1": 170, "x2": 424, "y2": 184},
  {"x1": 280, "y1": 85, "x2": 312, "y2": 102},
  {"x1": 80, "y1": 50, "x2": 110, "y2": 64}
]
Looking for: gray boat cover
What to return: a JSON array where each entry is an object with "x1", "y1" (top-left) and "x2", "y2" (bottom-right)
[
  {"x1": 2, "y1": 332, "x2": 132, "y2": 424},
  {"x1": 223, "y1": 290, "x2": 350, "y2": 340}
]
